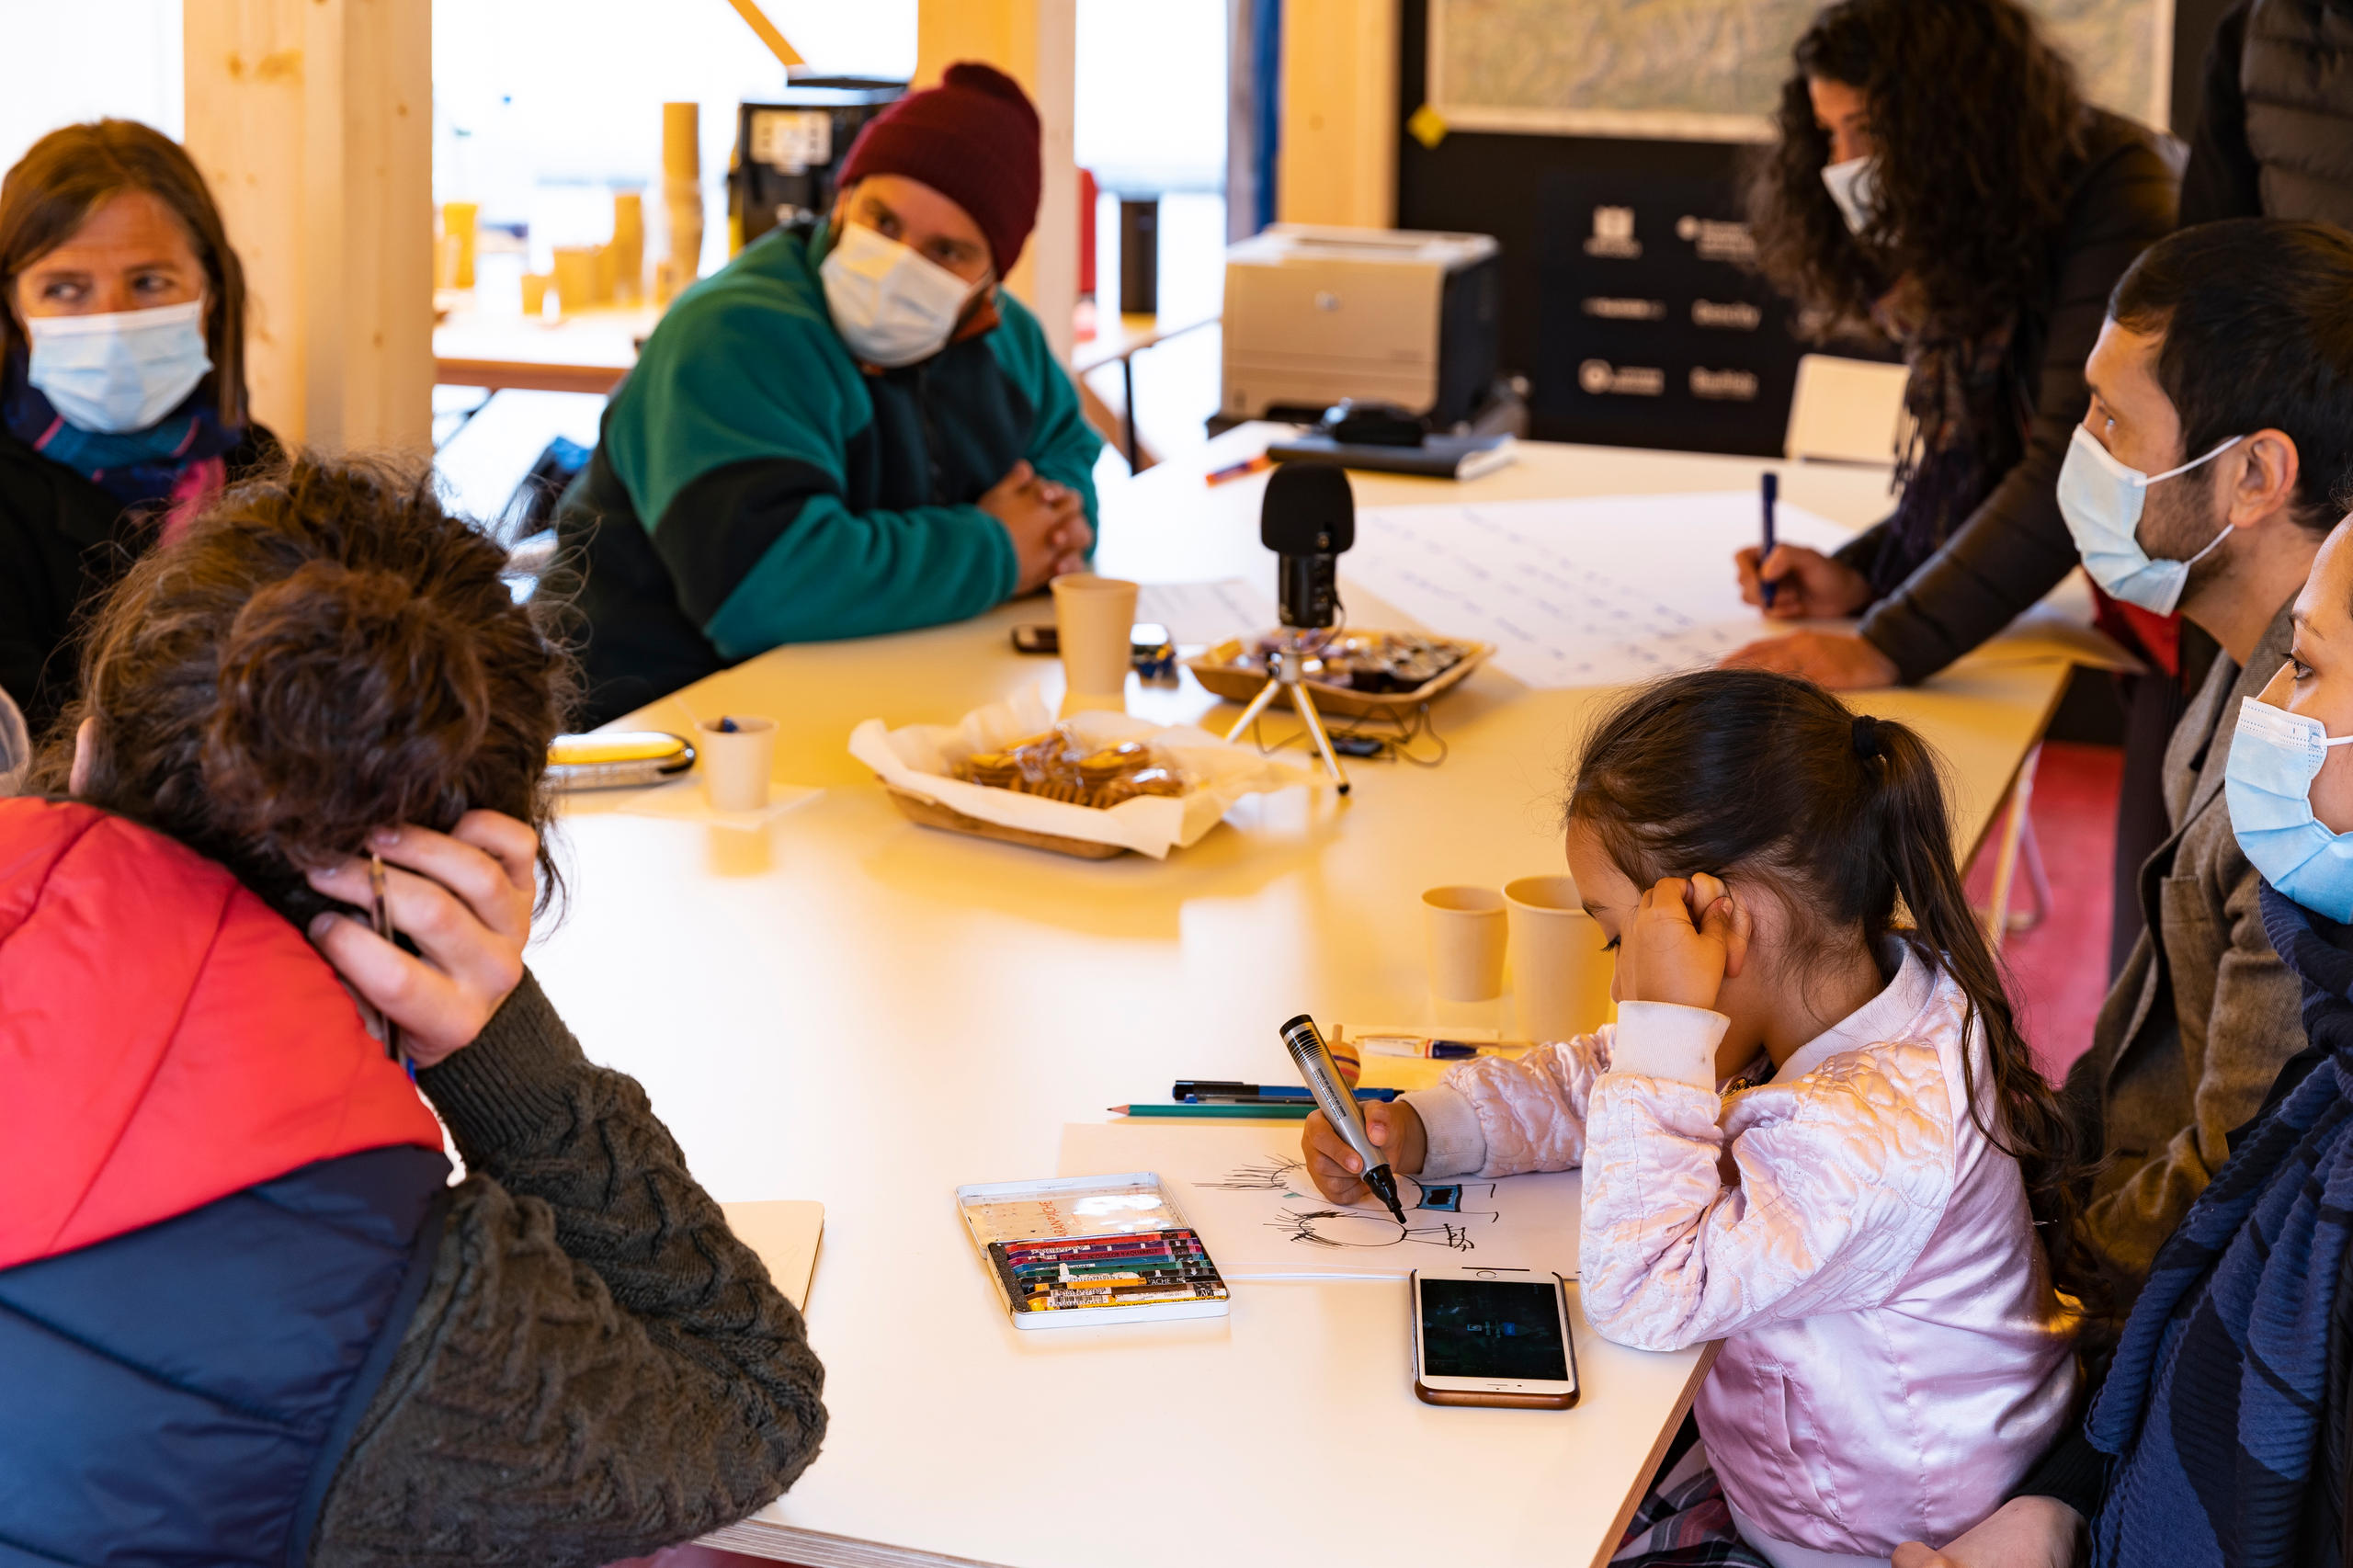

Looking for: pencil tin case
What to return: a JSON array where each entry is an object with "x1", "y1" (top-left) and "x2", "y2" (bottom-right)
[{"x1": 956, "y1": 1172, "x2": 1232, "y2": 1330}]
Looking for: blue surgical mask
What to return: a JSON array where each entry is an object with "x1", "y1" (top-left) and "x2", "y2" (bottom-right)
[
  {"x1": 2055, "y1": 424, "x2": 2245, "y2": 614},
  {"x1": 24, "y1": 298, "x2": 211, "y2": 434},
  {"x1": 2226, "y1": 687, "x2": 2353, "y2": 921},
  {"x1": 1821, "y1": 156, "x2": 1880, "y2": 234}
]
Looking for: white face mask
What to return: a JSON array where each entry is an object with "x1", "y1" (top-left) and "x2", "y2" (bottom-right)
[
  {"x1": 24, "y1": 297, "x2": 211, "y2": 434},
  {"x1": 818, "y1": 222, "x2": 980, "y2": 369},
  {"x1": 2054, "y1": 423, "x2": 2245, "y2": 615},
  {"x1": 1820, "y1": 155, "x2": 1880, "y2": 235}
]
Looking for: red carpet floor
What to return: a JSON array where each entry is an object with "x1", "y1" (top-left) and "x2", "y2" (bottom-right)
[{"x1": 1961, "y1": 740, "x2": 2126, "y2": 1083}]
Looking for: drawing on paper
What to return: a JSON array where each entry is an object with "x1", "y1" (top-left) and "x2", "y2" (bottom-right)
[{"x1": 1197, "y1": 1156, "x2": 1501, "y2": 1251}]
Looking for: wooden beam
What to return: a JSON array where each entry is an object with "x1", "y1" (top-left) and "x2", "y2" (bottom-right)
[
  {"x1": 722, "y1": 0, "x2": 805, "y2": 71},
  {"x1": 182, "y1": 0, "x2": 433, "y2": 453},
  {"x1": 1277, "y1": 0, "x2": 1400, "y2": 230},
  {"x1": 915, "y1": 0, "x2": 1079, "y2": 366}
]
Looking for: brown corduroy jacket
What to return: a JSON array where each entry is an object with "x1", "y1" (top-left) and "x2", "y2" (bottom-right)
[{"x1": 2067, "y1": 598, "x2": 2308, "y2": 1295}]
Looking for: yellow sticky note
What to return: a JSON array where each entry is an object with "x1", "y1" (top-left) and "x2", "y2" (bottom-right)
[{"x1": 1407, "y1": 103, "x2": 1449, "y2": 150}]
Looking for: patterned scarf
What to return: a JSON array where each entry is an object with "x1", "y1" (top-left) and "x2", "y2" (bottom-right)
[
  {"x1": 1, "y1": 351, "x2": 242, "y2": 526},
  {"x1": 1863, "y1": 278, "x2": 2025, "y2": 597},
  {"x1": 2086, "y1": 881, "x2": 2353, "y2": 1567}
]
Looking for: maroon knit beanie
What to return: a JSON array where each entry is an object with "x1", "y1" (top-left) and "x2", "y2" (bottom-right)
[{"x1": 837, "y1": 62, "x2": 1042, "y2": 276}]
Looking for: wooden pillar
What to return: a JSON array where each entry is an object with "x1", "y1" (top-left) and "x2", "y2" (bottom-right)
[
  {"x1": 182, "y1": 0, "x2": 432, "y2": 453},
  {"x1": 915, "y1": 0, "x2": 1079, "y2": 366},
  {"x1": 1277, "y1": 0, "x2": 1399, "y2": 230}
]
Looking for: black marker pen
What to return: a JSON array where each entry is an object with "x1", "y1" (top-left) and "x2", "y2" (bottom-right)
[{"x1": 1279, "y1": 1013, "x2": 1407, "y2": 1225}]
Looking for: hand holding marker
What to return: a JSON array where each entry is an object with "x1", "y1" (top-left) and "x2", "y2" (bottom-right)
[
  {"x1": 1281, "y1": 1014, "x2": 1407, "y2": 1224},
  {"x1": 1759, "y1": 472, "x2": 1779, "y2": 609}
]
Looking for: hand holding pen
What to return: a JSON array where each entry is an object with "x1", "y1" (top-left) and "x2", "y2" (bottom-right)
[{"x1": 301, "y1": 810, "x2": 538, "y2": 1069}]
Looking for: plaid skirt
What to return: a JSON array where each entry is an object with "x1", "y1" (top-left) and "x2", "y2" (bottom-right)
[{"x1": 1611, "y1": 1419, "x2": 1771, "y2": 1568}]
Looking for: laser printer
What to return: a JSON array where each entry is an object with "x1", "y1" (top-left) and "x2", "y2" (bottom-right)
[{"x1": 1221, "y1": 224, "x2": 1501, "y2": 426}]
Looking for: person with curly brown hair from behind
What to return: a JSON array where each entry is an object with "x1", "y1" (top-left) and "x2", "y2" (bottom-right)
[
  {"x1": 1724, "y1": 0, "x2": 2180, "y2": 697},
  {"x1": 0, "y1": 454, "x2": 825, "y2": 1566}
]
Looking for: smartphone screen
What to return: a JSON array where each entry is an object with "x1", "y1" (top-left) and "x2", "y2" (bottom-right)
[{"x1": 1418, "y1": 1277, "x2": 1572, "y2": 1381}]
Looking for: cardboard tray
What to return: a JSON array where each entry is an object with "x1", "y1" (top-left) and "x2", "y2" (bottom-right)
[
  {"x1": 883, "y1": 783, "x2": 1129, "y2": 859},
  {"x1": 1185, "y1": 634, "x2": 1492, "y2": 720}
]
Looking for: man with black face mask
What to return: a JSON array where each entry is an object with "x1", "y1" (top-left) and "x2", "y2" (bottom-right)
[
  {"x1": 557, "y1": 63, "x2": 1101, "y2": 726},
  {"x1": 2048, "y1": 218, "x2": 2353, "y2": 1303}
]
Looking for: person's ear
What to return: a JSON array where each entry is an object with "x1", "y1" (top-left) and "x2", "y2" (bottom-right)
[
  {"x1": 2229, "y1": 428, "x2": 2302, "y2": 530},
  {"x1": 68, "y1": 714, "x2": 95, "y2": 796}
]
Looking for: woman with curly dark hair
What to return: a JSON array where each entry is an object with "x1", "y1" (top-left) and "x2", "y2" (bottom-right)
[{"x1": 1723, "y1": 0, "x2": 2179, "y2": 694}]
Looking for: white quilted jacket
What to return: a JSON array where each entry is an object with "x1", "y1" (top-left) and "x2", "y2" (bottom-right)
[{"x1": 1405, "y1": 947, "x2": 2077, "y2": 1568}]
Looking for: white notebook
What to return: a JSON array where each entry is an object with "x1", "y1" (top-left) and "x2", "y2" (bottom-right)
[{"x1": 720, "y1": 1199, "x2": 824, "y2": 1312}]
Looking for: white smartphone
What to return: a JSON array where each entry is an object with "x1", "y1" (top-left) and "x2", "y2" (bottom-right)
[{"x1": 1410, "y1": 1267, "x2": 1580, "y2": 1409}]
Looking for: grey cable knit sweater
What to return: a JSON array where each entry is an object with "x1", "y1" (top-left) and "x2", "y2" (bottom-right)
[{"x1": 308, "y1": 971, "x2": 827, "y2": 1565}]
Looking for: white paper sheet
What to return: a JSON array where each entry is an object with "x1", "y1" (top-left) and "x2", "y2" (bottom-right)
[
  {"x1": 719, "y1": 1199, "x2": 824, "y2": 1312},
  {"x1": 1058, "y1": 1121, "x2": 1580, "y2": 1280},
  {"x1": 1338, "y1": 491, "x2": 1855, "y2": 689},
  {"x1": 1134, "y1": 578, "x2": 1279, "y2": 647}
]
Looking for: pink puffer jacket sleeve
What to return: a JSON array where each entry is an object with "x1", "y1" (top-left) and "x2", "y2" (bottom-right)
[
  {"x1": 1405, "y1": 1031, "x2": 1616, "y2": 1179},
  {"x1": 1577, "y1": 1040, "x2": 1959, "y2": 1353}
]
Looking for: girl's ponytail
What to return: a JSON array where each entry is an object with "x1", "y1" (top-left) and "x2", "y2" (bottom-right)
[{"x1": 1859, "y1": 719, "x2": 2102, "y2": 1316}]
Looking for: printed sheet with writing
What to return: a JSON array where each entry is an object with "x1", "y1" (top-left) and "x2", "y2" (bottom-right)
[
  {"x1": 1059, "y1": 1120, "x2": 1580, "y2": 1280},
  {"x1": 1336, "y1": 490, "x2": 1854, "y2": 691}
]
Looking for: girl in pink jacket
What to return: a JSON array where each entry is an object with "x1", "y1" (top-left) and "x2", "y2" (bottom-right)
[{"x1": 1305, "y1": 670, "x2": 2089, "y2": 1568}]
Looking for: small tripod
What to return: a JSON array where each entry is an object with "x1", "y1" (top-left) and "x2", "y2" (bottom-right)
[{"x1": 1225, "y1": 640, "x2": 1351, "y2": 794}]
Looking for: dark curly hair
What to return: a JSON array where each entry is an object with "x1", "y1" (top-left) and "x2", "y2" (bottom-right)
[
  {"x1": 1748, "y1": 0, "x2": 2089, "y2": 343},
  {"x1": 34, "y1": 452, "x2": 573, "y2": 926}
]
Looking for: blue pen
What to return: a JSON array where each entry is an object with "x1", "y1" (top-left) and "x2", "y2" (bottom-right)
[
  {"x1": 1759, "y1": 472, "x2": 1779, "y2": 609},
  {"x1": 1170, "y1": 1081, "x2": 1401, "y2": 1105}
]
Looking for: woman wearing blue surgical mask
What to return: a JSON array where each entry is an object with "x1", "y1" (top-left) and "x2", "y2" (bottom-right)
[
  {"x1": 1725, "y1": 0, "x2": 2178, "y2": 697},
  {"x1": 0, "y1": 119, "x2": 273, "y2": 737},
  {"x1": 1898, "y1": 522, "x2": 2353, "y2": 1567}
]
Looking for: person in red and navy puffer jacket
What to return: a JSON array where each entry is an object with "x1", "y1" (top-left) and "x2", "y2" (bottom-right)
[{"x1": 0, "y1": 454, "x2": 825, "y2": 1568}]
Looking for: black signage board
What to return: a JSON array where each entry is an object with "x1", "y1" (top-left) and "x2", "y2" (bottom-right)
[
  {"x1": 1529, "y1": 169, "x2": 1809, "y2": 457},
  {"x1": 1394, "y1": 0, "x2": 1889, "y2": 459}
]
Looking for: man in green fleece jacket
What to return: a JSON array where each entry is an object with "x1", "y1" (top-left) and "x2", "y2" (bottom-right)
[{"x1": 558, "y1": 62, "x2": 1101, "y2": 725}]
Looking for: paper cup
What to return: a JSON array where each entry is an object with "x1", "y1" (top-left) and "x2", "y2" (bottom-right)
[
  {"x1": 1506, "y1": 875, "x2": 1616, "y2": 1042},
  {"x1": 1051, "y1": 574, "x2": 1138, "y2": 715},
  {"x1": 696, "y1": 717, "x2": 777, "y2": 812},
  {"x1": 1423, "y1": 885, "x2": 1507, "y2": 1003}
]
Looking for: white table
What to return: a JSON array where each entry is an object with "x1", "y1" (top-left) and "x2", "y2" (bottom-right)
[{"x1": 529, "y1": 426, "x2": 2097, "y2": 1568}]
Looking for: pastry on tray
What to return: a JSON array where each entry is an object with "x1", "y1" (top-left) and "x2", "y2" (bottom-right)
[
  {"x1": 1228, "y1": 631, "x2": 1471, "y2": 693},
  {"x1": 950, "y1": 725, "x2": 1191, "y2": 809}
]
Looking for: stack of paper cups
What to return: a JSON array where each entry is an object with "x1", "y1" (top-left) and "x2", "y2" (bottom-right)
[
  {"x1": 611, "y1": 191, "x2": 644, "y2": 301},
  {"x1": 442, "y1": 201, "x2": 478, "y2": 289},
  {"x1": 696, "y1": 717, "x2": 776, "y2": 812},
  {"x1": 663, "y1": 102, "x2": 703, "y2": 290},
  {"x1": 1051, "y1": 574, "x2": 1138, "y2": 715},
  {"x1": 1506, "y1": 875, "x2": 1616, "y2": 1041}
]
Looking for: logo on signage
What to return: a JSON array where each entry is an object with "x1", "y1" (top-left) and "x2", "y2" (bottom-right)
[
  {"x1": 1582, "y1": 297, "x2": 1667, "y2": 321},
  {"x1": 1675, "y1": 216, "x2": 1758, "y2": 265},
  {"x1": 1579, "y1": 359, "x2": 1666, "y2": 396},
  {"x1": 1584, "y1": 207, "x2": 1643, "y2": 260},
  {"x1": 1691, "y1": 300, "x2": 1764, "y2": 331},
  {"x1": 1690, "y1": 367, "x2": 1761, "y2": 401}
]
